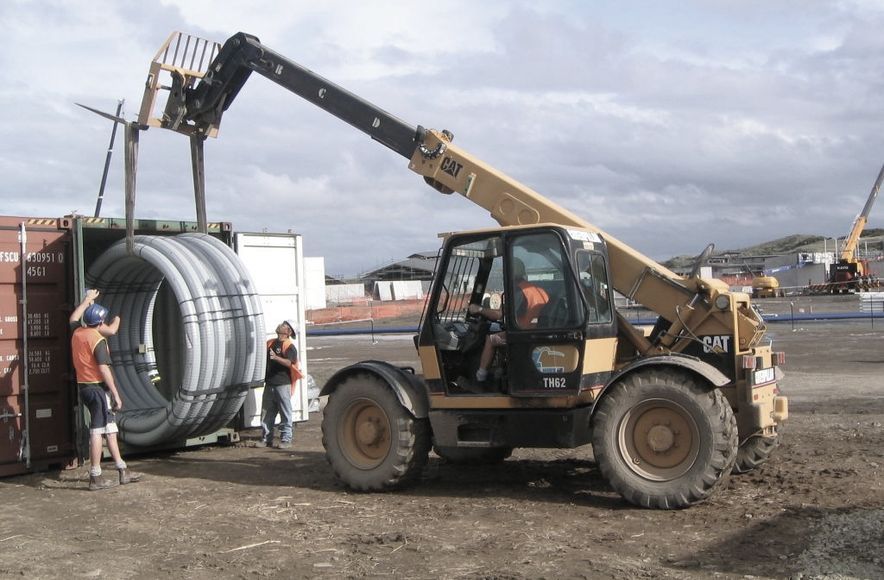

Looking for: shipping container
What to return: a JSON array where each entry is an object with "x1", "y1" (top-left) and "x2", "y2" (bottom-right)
[
  {"x1": 0, "y1": 217, "x2": 76, "y2": 476},
  {"x1": 0, "y1": 215, "x2": 307, "y2": 477}
]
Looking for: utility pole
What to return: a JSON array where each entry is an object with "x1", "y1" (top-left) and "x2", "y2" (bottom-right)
[{"x1": 94, "y1": 99, "x2": 124, "y2": 217}]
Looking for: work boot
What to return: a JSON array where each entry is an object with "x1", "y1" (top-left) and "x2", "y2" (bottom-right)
[
  {"x1": 88, "y1": 475, "x2": 115, "y2": 491},
  {"x1": 277, "y1": 441, "x2": 293, "y2": 449},
  {"x1": 118, "y1": 468, "x2": 143, "y2": 485}
]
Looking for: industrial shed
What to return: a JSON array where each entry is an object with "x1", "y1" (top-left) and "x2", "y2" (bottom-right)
[{"x1": 359, "y1": 251, "x2": 438, "y2": 282}]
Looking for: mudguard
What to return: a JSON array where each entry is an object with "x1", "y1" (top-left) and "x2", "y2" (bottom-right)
[
  {"x1": 607, "y1": 353, "x2": 731, "y2": 391},
  {"x1": 320, "y1": 360, "x2": 430, "y2": 418}
]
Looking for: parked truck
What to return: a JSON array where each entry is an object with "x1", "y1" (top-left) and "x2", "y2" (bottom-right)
[{"x1": 129, "y1": 31, "x2": 788, "y2": 508}]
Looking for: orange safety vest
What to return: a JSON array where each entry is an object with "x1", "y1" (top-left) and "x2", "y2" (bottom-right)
[
  {"x1": 71, "y1": 326, "x2": 107, "y2": 384},
  {"x1": 267, "y1": 337, "x2": 304, "y2": 392},
  {"x1": 517, "y1": 281, "x2": 549, "y2": 328}
]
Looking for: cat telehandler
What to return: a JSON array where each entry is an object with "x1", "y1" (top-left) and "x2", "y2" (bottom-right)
[{"x1": 126, "y1": 31, "x2": 787, "y2": 508}]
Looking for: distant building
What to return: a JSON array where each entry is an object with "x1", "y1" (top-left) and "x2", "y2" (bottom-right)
[
  {"x1": 359, "y1": 251, "x2": 438, "y2": 282},
  {"x1": 304, "y1": 256, "x2": 327, "y2": 310},
  {"x1": 357, "y1": 252, "x2": 438, "y2": 301}
]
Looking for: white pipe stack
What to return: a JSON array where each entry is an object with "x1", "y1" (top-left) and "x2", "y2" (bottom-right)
[{"x1": 86, "y1": 234, "x2": 266, "y2": 447}]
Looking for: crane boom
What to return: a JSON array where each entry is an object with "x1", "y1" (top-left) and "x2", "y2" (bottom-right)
[{"x1": 839, "y1": 162, "x2": 884, "y2": 261}]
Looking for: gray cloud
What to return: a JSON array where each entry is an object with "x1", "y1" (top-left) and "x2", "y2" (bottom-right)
[{"x1": 3, "y1": 1, "x2": 884, "y2": 276}]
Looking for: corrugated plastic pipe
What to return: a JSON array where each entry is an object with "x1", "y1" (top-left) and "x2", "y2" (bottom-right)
[{"x1": 86, "y1": 234, "x2": 266, "y2": 447}]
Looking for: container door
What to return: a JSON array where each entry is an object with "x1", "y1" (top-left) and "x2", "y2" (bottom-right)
[
  {"x1": 0, "y1": 217, "x2": 76, "y2": 476},
  {"x1": 234, "y1": 232, "x2": 308, "y2": 428}
]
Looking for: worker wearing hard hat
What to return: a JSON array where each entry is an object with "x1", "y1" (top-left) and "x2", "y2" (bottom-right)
[{"x1": 69, "y1": 289, "x2": 142, "y2": 490}]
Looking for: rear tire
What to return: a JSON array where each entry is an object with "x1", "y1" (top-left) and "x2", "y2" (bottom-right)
[
  {"x1": 592, "y1": 368, "x2": 738, "y2": 509},
  {"x1": 322, "y1": 373, "x2": 430, "y2": 491},
  {"x1": 433, "y1": 446, "x2": 513, "y2": 465},
  {"x1": 732, "y1": 433, "x2": 780, "y2": 474}
]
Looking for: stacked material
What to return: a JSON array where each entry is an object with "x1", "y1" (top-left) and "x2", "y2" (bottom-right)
[{"x1": 87, "y1": 234, "x2": 266, "y2": 447}]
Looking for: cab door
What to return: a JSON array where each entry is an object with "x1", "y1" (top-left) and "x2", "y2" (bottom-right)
[{"x1": 504, "y1": 231, "x2": 587, "y2": 396}]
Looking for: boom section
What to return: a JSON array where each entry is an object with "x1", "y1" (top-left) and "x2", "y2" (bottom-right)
[
  {"x1": 141, "y1": 32, "x2": 421, "y2": 159},
  {"x1": 408, "y1": 130, "x2": 765, "y2": 352},
  {"x1": 840, "y1": 162, "x2": 884, "y2": 261}
]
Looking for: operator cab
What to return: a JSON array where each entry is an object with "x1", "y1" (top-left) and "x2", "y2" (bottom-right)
[{"x1": 419, "y1": 225, "x2": 616, "y2": 397}]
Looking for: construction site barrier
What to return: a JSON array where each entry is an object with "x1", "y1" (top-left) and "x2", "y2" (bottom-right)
[{"x1": 306, "y1": 309, "x2": 884, "y2": 337}]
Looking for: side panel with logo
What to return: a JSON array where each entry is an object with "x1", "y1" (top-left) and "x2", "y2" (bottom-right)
[
  {"x1": 508, "y1": 337, "x2": 583, "y2": 395},
  {"x1": 682, "y1": 334, "x2": 736, "y2": 380}
]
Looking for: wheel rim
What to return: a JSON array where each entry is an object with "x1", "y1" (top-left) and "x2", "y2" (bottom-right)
[
  {"x1": 617, "y1": 398, "x2": 701, "y2": 481},
  {"x1": 338, "y1": 397, "x2": 392, "y2": 469}
]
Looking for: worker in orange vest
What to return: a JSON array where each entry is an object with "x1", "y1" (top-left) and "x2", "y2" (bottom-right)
[
  {"x1": 69, "y1": 289, "x2": 142, "y2": 490},
  {"x1": 258, "y1": 321, "x2": 302, "y2": 449}
]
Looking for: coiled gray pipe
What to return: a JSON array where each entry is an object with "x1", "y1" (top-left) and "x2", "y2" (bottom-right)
[{"x1": 86, "y1": 234, "x2": 266, "y2": 447}]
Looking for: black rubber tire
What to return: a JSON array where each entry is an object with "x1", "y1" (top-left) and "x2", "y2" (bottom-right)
[
  {"x1": 433, "y1": 445, "x2": 513, "y2": 465},
  {"x1": 321, "y1": 373, "x2": 430, "y2": 491},
  {"x1": 732, "y1": 433, "x2": 780, "y2": 474},
  {"x1": 591, "y1": 368, "x2": 738, "y2": 509}
]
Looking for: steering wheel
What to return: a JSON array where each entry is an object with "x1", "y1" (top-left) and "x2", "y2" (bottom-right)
[{"x1": 455, "y1": 305, "x2": 487, "y2": 352}]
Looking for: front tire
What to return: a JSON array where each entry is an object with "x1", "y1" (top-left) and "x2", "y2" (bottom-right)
[
  {"x1": 592, "y1": 369, "x2": 738, "y2": 509},
  {"x1": 322, "y1": 373, "x2": 430, "y2": 491}
]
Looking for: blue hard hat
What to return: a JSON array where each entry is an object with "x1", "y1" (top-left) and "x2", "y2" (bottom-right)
[{"x1": 83, "y1": 303, "x2": 109, "y2": 327}]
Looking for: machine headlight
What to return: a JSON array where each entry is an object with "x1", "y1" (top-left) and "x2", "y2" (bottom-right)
[{"x1": 714, "y1": 294, "x2": 730, "y2": 310}]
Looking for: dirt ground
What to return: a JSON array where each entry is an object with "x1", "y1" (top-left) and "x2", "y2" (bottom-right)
[{"x1": 1, "y1": 296, "x2": 882, "y2": 579}]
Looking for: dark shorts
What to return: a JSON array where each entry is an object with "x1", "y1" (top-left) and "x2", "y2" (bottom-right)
[{"x1": 79, "y1": 384, "x2": 118, "y2": 435}]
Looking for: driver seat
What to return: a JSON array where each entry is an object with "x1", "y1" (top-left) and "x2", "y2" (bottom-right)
[{"x1": 537, "y1": 295, "x2": 568, "y2": 329}]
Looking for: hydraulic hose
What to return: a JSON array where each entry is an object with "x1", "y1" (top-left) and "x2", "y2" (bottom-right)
[{"x1": 86, "y1": 234, "x2": 266, "y2": 447}]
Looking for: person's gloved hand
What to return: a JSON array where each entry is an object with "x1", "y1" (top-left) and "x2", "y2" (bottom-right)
[{"x1": 468, "y1": 304, "x2": 482, "y2": 315}]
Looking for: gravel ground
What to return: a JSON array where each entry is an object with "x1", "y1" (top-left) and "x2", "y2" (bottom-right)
[{"x1": 0, "y1": 294, "x2": 881, "y2": 579}]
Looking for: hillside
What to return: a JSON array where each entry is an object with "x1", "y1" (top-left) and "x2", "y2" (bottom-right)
[{"x1": 663, "y1": 229, "x2": 884, "y2": 270}]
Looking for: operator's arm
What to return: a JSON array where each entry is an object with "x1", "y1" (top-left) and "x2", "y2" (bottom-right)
[
  {"x1": 468, "y1": 304, "x2": 502, "y2": 321},
  {"x1": 69, "y1": 289, "x2": 100, "y2": 324}
]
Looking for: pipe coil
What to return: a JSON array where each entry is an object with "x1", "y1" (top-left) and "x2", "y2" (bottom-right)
[{"x1": 86, "y1": 234, "x2": 266, "y2": 447}]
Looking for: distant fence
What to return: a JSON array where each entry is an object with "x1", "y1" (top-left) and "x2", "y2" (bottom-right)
[
  {"x1": 307, "y1": 299, "x2": 425, "y2": 326},
  {"x1": 860, "y1": 292, "x2": 884, "y2": 313},
  {"x1": 308, "y1": 299, "x2": 884, "y2": 336}
]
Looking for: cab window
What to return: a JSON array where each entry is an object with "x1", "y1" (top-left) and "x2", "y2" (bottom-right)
[
  {"x1": 435, "y1": 236, "x2": 502, "y2": 324},
  {"x1": 575, "y1": 251, "x2": 612, "y2": 324},
  {"x1": 509, "y1": 232, "x2": 584, "y2": 329}
]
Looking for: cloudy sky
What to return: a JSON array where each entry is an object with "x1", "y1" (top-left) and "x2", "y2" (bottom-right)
[{"x1": 3, "y1": 1, "x2": 884, "y2": 277}]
